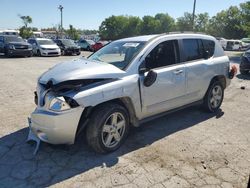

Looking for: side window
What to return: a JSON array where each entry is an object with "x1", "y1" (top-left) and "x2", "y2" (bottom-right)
[
  {"x1": 145, "y1": 40, "x2": 179, "y2": 70},
  {"x1": 202, "y1": 39, "x2": 215, "y2": 58},
  {"x1": 183, "y1": 39, "x2": 203, "y2": 61}
]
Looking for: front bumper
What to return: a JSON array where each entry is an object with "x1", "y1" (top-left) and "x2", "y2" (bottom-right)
[
  {"x1": 40, "y1": 49, "x2": 61, "y2": 56},
  {"x1": 8, "y1": 49, "x2": 32, "y2": 57},
  {"x1": 64, "y1": 48, "x2": 80, "y2": 55},
  {"x1": 29, "y1": 106, "x2": 84, "y2": 145}
]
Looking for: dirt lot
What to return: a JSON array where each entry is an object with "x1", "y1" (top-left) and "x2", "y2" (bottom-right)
[{"x1": 0, "y1": 52, "x2": 249, "y2": 188}]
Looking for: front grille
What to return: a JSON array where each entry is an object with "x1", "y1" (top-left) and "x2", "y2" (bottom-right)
[
  {"x1": 47, "y1": 48, "x2": 56, "y2": 50},
  {"x1": 15, "y1": 45, "x2": 28, "y2": 49},
  {"x1": 48, "y1": 52, "x2": 59, "y2": 55}
]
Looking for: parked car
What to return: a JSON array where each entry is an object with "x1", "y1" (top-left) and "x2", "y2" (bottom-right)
[
  {"x1": 0, "y1": 35, "x2": 32, "y2": 57},
  {"x1": 28, "y1": 33, "x2": 235, "y2": 153},
  {"x1": 216, "y1": 37, "x2": 227, "y2": 50},
  {"x1": 27, "y1": 38, "x2": 61, "y2": 56},
  {"x1": 226, "y1": 40, "x2": 243, "y2": 51},
  {"x1": 240, "y1": 50, "x2": 250, "y2": 75},
  {"x1": 77, "y1": 39, "x2": 95, "y2": 51},
  {"x1": 54, "y1": 39, "x2": 81, "y2": 55},
  {"x1": 92, "y1": 41, "x2": 104, "y2": 52}
]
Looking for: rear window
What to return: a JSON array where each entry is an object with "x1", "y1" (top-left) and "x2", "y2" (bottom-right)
[
  {"x1": 183, "y1": 39, "x2": 203, "y2": 61},
  {"x1": 202, "y1": 39, "x2": 215, "y2": 58}
]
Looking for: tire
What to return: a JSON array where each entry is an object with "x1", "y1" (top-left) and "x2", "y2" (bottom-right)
[
  {"x1": 37, "y1": 50, "x2": 41, "y2": 57},
  {"x1": 240, "y1": 69, "x2": 248, "y2": 75},
  {"x1": 203, "y1": 81, "x2": 224, "y2": 113},
  {"x1": 5, "y1": 49, "x2": 11, "y2": 58},
  {"x1": 76, "y1": 52, "x2": 81, "y2": 56},
  {"x1": 86, "y1": 103, "x2": 130, "y2": 153}
]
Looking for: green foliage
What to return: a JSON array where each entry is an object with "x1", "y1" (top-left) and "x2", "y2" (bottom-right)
[
  {"x1": 19, "y1": 26, "x2": 33, "y2": 39},
  {"x1": 240, "y1": 2, "x2": 250, "y2": 37},
  {"x1": 19, "y1": 15, "x2": 32, "y2": 28},
  {"x1": 99, "y1": 15, "x2": 141, "y2": 40},
  {"x1": 208, "y1": 6, "x2": 246, "y2": 39},
  {"x1": 98, "y1": 2, "x2": 250, "y2": 40},
  {"x1": 176, "y1": 12, "x2": 193, "y2": 31},
  {"x1": 66, "y1": 25, "x2": 80, "y2": 40}
]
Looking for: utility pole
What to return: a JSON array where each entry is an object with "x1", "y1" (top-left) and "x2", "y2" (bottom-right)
[
  {"x1": 192, "y1": 0, "x2": 196, "y2": 31},
  {"x1": 58, "y1": 5, "x2": 63, "y2": 38}
]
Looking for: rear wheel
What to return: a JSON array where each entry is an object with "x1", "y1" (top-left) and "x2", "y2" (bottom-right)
[
  {"x1": 86, "y1": 103, "x2": 129, "y2": 153},
  {"x1": 203, "y1": 81, "x2": 224, "y2": 113}
]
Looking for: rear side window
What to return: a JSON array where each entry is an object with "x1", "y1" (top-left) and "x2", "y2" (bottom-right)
[
  {"x1": 202, "y1": 39, "x2": 215, "y2": 58},
  {"x1": 183, "y1": 39, "x2": 203, "y2": 61}
]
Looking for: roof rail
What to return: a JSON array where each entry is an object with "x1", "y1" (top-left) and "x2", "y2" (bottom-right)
[{"x1": 166, "y1": 31, "x2": 207, "y2": 35}]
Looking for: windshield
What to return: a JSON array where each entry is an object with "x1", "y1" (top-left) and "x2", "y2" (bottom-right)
[
  {"x1": 61, "y1": 39, "x2": 75, "y2": 46},
  {"x1": 88, "y1": 41, "x2": 146, "y2": 70},
  {"x1": 86, "y1": 40, "x2": 95, "y2": 45},
  {"x1": 5, "y1": 36, "x2": 24, "y2": 43},
  {"x1": 37, "y1": 39, "x2": 55, "y2": 45}
]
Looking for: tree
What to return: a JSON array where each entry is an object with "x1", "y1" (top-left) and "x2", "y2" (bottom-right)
[
  {"x1": 19, "y1": 26, "x2": 33, "y2": 39},
  {"x1": 176, "y1": 12, "x2": 193, "y2": 31},
  {"x1": 19, "y1": 15, "x2": 32, "y2": 28},
  {"x1": 207, "y1": 6, "x2": 245, "y2": 39},
  {"x1": 99, "y1": 15, "x2": 142, "y2": 40},
  {"x1": 18, "y1": 15, "x2": 33, "y2": 38},
  {"x1": 140, "y1": 16, "x2": 161, "y2": 35},
  {"x1": 240, "y1": 2, "x2": 250, "y2": 37},
  {"x1": 66, "y1": 25, "x2": 80, "y2": 40},
  {"x1": 195, "y1": 13, "x2": 209, "y2": 33},
  {"x1": 155, "y1": 13, "x2": 175, "y2": 33}
]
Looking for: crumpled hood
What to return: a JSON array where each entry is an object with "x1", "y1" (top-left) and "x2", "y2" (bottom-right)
[{"x1": 39, "y1": 58, "x2": 126, "y2": 85}]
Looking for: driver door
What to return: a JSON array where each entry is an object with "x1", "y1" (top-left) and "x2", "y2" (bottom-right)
[{"x1": 140, "y1": 40, "x2": 187, "y2": 117}]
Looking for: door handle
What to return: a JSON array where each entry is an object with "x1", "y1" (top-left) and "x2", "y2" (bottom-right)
[{"x1": 173, "y1": 70, "x2": 183, "y2": 75}]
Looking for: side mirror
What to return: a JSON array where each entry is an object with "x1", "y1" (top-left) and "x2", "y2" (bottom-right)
[
  {"x1": 203, "y1": 50, "x2": 210, "y2": 59},
  {"x1": 144, "y1": 70, "x2": 157, "y2": 87}
]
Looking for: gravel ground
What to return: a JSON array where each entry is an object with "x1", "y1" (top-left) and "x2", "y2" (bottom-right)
[{"x1": 0, "y1": 52, "x2": 249, "y2": 188}]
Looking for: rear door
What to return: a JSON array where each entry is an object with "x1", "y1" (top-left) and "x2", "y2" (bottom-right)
[
  {"x1": 140, "y1": 40, "x2": 187, "y2": 117},
  {"x1": 182, "y1": 38, "x2": 215, "y2": 102}
]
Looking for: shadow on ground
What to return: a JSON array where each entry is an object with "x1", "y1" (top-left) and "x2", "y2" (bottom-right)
[{"x1": 0, "y1": 106, "x2": 222, "y2": 187}]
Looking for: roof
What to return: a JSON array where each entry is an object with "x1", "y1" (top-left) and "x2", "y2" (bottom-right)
[{"x1": 116, "y1": 32, "x2": 215, "y2": 42}]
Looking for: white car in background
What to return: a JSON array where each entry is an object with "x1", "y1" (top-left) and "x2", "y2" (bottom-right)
[{"x1": 28, "y1": 38, "x2": 61, "y2": 56}]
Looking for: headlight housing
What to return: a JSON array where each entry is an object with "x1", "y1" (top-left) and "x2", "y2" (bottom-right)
[
  {"x1": 45, "y1": 94, "x2": 79, "y2": 112},
  {"x1": 49, "y1": 97, "x2": 71, "y2": 111}
]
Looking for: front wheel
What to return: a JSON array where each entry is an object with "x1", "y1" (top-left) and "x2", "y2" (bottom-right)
[
  {"x1": 203, "y1": 81, "x2": 224, "y2": 113},
  {"x1": 86, "y1": 103, "x2": 129, "y2": 153}
]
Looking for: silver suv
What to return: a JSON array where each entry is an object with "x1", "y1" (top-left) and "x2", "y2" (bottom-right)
[{"x1": 28, "y1": 33, "x2": 235, "y2": 153}]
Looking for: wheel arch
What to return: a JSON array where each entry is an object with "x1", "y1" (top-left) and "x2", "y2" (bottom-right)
[
  {"x1": 209, "y1": 75, "x2": 227, "y2": 89},
  {"x1": 75, "y1": 97, "x2": 138, "y2": 138}
]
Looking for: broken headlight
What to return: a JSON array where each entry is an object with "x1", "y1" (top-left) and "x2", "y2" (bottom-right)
[
  {"x1": 49, "y1": 97, "x2": 71, "y2": 111},
  {"x1": 45, "y1": 94, "x2": 79, "y2": 112}
]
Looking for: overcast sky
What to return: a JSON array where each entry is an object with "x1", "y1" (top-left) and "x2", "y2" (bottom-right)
[{"x1": 0, "y1": 0, "x2": 247, "y2": 30}]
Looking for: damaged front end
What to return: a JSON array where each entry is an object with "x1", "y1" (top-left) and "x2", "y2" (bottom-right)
[{"x1": 27, "y1": 78, "x2": 117, "y2": 154}]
